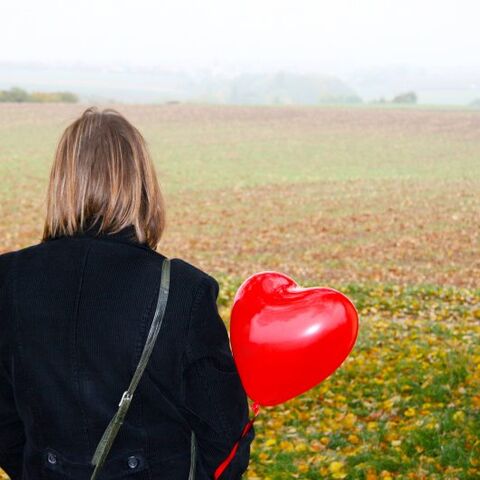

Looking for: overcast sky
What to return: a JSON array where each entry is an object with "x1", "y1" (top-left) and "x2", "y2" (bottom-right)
[{"x1": 1, "y1": 0, "x2": 479, "y2": 74}]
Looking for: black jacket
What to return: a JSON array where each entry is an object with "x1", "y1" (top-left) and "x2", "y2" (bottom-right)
[{"x1": 0, "y1": 223, "x2": 254, "y2": 479}]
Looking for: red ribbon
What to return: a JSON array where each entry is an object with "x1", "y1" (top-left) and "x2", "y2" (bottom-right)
[{"x1": 214, "y1": 402, "x2": 260, "y2": 479}]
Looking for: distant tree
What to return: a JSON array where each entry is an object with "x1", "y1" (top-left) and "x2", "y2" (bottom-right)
[
  {"x1": 29, "y1": 92, "x2": 49, "y2": 102},
  {"x1": 0, "y1": 86, "x2": 78, "y2": 103},
  {"x1": 57, "y1": 91, "x2": 78, "y2": 103},
  {"x1": 0, "y1": 87, "x2": 30, "y2": 102},
  {"x1": 470, "y1": 98, "x2": 480, "y2": 108},
  {"x1": 392, "y1": 91, "x2": 417, "y2": 104},
  {"x1": 31, "y1": 91, "x2": 78, "y2": 103}
]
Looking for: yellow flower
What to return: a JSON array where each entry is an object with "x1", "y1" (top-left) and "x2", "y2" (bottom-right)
[
  {"x1": 382, "y1": 398, "x2": 395, "y2": 410},
  {"x1": 320, "y1": 436, "x2": 330, "y2": 445},
  {"x1": 404, "y1": 407, "x2": 416, "y2": 417},
  {"x1": 343, "y1": 412, "x2": 357, "y2": 428},
  {"x1": 294, "y1": 442, "x2": 308, "y2": 452},
  {"x1": 453, "y1": 410, "x2": 465, "y2": 422},
  {"x1": 279, "y1": 440, "x2": 294, "y2": 452},
  {"x1": 297, "y1": 461, "x2": 309, "y2": 473},
  {"x1": 320, "y1": 466, "x2": 329, "y2": 476},
  {"x1": 348, "y1": 434, "x2": 360, "y2": 444},
  {"x1": 329, "y1": 461, "x2": 347, "y2": 479},
  {"x1": 329, "y1": 461, "x2": 345, "y2": 473}
]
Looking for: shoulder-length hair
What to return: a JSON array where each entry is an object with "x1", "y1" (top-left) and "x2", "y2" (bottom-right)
[{"x1": 42, "y1": 107, "x2": 166, "y2": 250}]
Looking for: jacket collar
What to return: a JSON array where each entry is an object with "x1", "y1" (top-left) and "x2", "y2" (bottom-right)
[
  {"x1": 59, "y1": 219, "x2": 152, "y2": 250},
  {"x1": 83, "y1": 223, "x2": 142, "y2": 244}
]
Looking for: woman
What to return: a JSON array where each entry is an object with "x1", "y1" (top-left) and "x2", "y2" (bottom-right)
[{"x1": 0, "y1": 107, "x2": 254, "y2": 479}]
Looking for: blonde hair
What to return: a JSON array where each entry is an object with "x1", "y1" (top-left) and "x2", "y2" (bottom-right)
[{"x1": 42, "y1": 106, "x2": 166, "y2": 250}]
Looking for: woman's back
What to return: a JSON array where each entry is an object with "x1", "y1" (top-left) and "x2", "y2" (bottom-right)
[{"x1": 0, "y1": 214, "x2": 253, "y2": 479}]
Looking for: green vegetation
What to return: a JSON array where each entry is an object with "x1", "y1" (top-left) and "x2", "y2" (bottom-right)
[
  {"x1": 392, "y1": 91, "x2": 417, "y2": 104},
  {"x1": 371, "y1": 91, "x2": 418, "y2": 105},
  {"x1": 0, "y1": 86, "x2": 78, "y2": 103}
]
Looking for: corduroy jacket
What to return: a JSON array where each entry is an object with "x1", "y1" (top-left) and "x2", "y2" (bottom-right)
[{"x1": 0, "y1": 222, "x2": 254, "y2": 479}]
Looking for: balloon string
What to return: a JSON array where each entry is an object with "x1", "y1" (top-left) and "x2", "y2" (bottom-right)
[{"x1": 214, "y1": 402, "x2": 261, "y2": 480}]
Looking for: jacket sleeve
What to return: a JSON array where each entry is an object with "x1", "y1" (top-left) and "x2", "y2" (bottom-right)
[
  {"x1": 0, "y1": 252, "x2": 26, "y2": 479},
  {"x1": 180, "y1": 275, "x2": 254, "y2": 479}
]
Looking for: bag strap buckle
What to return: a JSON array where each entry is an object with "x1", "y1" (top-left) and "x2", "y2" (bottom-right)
[{"x1": 119, "y1": 390, "x2": 133, "y2": 408}]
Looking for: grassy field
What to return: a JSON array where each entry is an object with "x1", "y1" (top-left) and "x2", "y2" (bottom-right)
[{"x1": 0, "y1": 103, "x2": 479, "y2": 479}]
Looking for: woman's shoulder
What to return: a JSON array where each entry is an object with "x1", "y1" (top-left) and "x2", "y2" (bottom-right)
[
  {"x1": 169, "y1": 256, "x2": 218, "y2": 290},
  {"x1": 165, "y1": 257, "x2": 220, "y2": 317}
]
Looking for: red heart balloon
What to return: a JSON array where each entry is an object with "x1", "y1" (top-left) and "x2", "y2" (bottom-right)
[{"x1": 230, "y1": 272, "x2": 359, "y2": 406}]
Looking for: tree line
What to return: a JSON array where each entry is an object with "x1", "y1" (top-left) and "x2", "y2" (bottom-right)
[{"x1": 0, "y1": 86, "x2": 78, "y2": 103}]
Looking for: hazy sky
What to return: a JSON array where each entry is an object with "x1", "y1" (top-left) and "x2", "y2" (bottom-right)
[{"x1": 1, "y1": 0, "x2": 479, "y2": 74}]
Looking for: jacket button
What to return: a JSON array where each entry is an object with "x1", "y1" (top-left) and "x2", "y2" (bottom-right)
[
  {"x1": 127, "y1": 455, "x2": 139, "y2": 469},
  {"x1": 47, "y1": 452, "x2": 57, "y2": 464}
]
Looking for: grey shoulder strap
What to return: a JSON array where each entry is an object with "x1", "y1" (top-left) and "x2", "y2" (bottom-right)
[{"x1": 90, "y1": 257, "x2": 171, "y2": 480}]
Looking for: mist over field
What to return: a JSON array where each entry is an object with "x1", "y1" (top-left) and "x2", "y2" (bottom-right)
[
  {"x1": 2, "y1": 0, "x2": 480, "y2": 106},
  {"x1": 2, "y1": 62, "x2": 480, "y2": 106}
]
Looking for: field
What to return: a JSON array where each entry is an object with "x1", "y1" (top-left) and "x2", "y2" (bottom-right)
[{"x1": 0, "y1": 103, "x2": 479, "y2": 479}]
